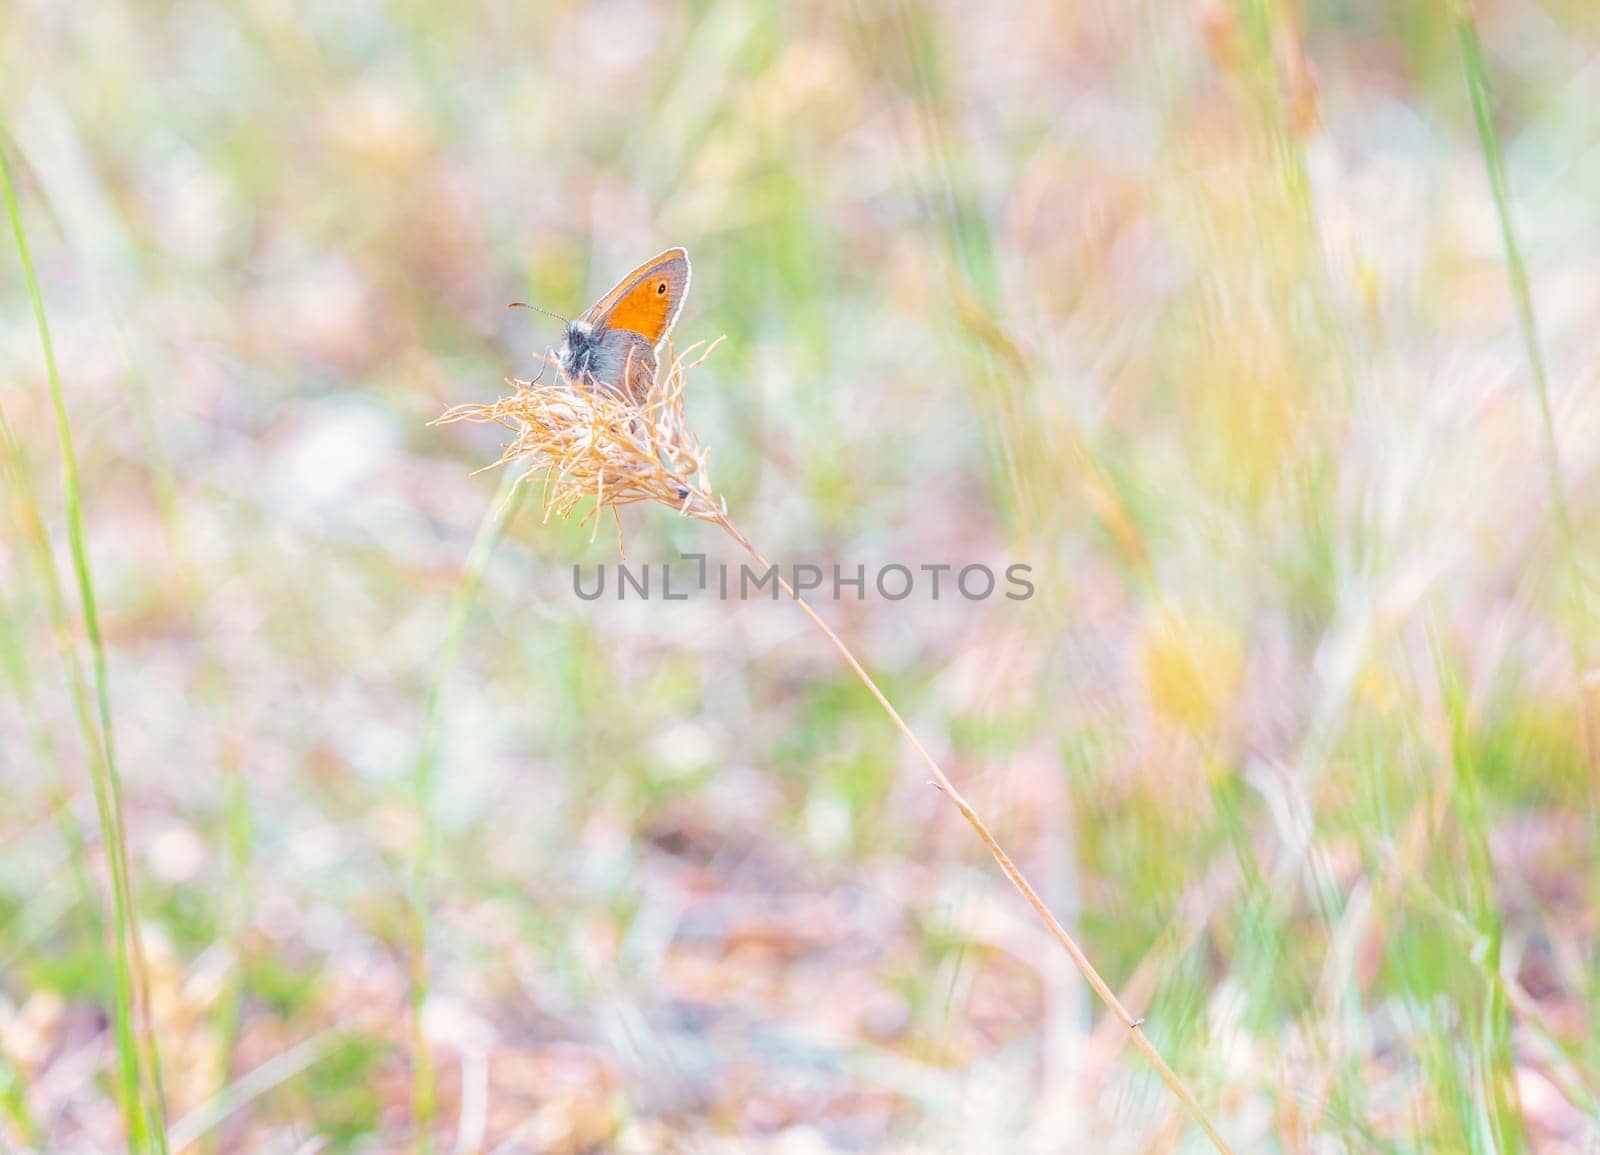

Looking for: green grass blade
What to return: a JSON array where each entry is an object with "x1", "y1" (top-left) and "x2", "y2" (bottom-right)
[
  {"x1": 0, "y1": 583, "x2": 101, "y2": 944},
  {"x1": 0, "y1": 137, "x2": 169, "y2": 1154},
  {"x1": 1451, "y1": 0, "x2": 1570, "y2": 543},
  {"x1": 1451, "y1": 2, "x2": 1600, "y2": 1049}
]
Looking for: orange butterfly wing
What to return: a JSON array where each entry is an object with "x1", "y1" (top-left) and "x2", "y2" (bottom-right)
[{"x1": 583, "y1": 248, "x2": 691, "y2": 346}]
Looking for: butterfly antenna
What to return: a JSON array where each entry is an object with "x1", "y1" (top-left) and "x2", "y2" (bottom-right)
[
  {"x1": 510, "y1": 303, "x2": 568, "y2": 385},
  {"x1": 508, "y1": 301, "x2": 570, "y2": 324}
]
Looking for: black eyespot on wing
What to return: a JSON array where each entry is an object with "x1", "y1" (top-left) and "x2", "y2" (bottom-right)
[{"x1": 656, "y1": 280, "x2": 667, "y2": 295}]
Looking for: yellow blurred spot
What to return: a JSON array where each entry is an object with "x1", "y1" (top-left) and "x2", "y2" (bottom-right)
[
  {"x1": 1356, "y1": 258, "x2": 1382, "y2": 320},
  {"x1": 1141, "y1": 605, "x2": 1243, "y2": 735},
  {"x1": 1355, "y1": 663, "x2": 1397, "y2": 712}
]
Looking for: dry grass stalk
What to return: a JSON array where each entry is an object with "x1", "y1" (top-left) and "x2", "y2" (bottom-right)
[
  {"x1": 438, "y1": 344, "x2": 1236, "y2": 1154},
  {"x1": 437, "y1": 341, "x2": 725, "y2": 545}
]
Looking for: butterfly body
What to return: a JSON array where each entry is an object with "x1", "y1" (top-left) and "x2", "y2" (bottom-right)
[
  {"x1": 556, "y1": 248, "x2": 690, "y2": 401},
  {"x1": 560, "y1": 320, "x2": 658, "y2": 401}
]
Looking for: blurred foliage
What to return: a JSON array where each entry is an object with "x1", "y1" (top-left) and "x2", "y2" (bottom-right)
[{"x1": 2, "y1": 0, "x2": 1600, "y2": 1151}]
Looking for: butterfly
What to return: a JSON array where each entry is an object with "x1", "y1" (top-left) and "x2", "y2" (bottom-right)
[{"x1": 542, "y1": 248, "x2": 691, "y2": 402}]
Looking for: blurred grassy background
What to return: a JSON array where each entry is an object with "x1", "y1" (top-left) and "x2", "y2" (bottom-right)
[{"x1": 3, "y1": 0, "x2": 1600, "y2": 1150}]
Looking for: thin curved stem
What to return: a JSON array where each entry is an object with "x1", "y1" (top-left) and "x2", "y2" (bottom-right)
[{"x1": 708, "y1": 508, "x2": 1235, "y2": 1155}]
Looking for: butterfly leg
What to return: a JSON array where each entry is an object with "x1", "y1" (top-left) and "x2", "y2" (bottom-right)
[{"x1": 530, "y1": 344, "x2": 559, "y2": 386}]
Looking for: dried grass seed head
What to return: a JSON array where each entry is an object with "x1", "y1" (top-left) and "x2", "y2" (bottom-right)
[{"x1": 437, "y1": 338, "x2": 725, "y2": 536}]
